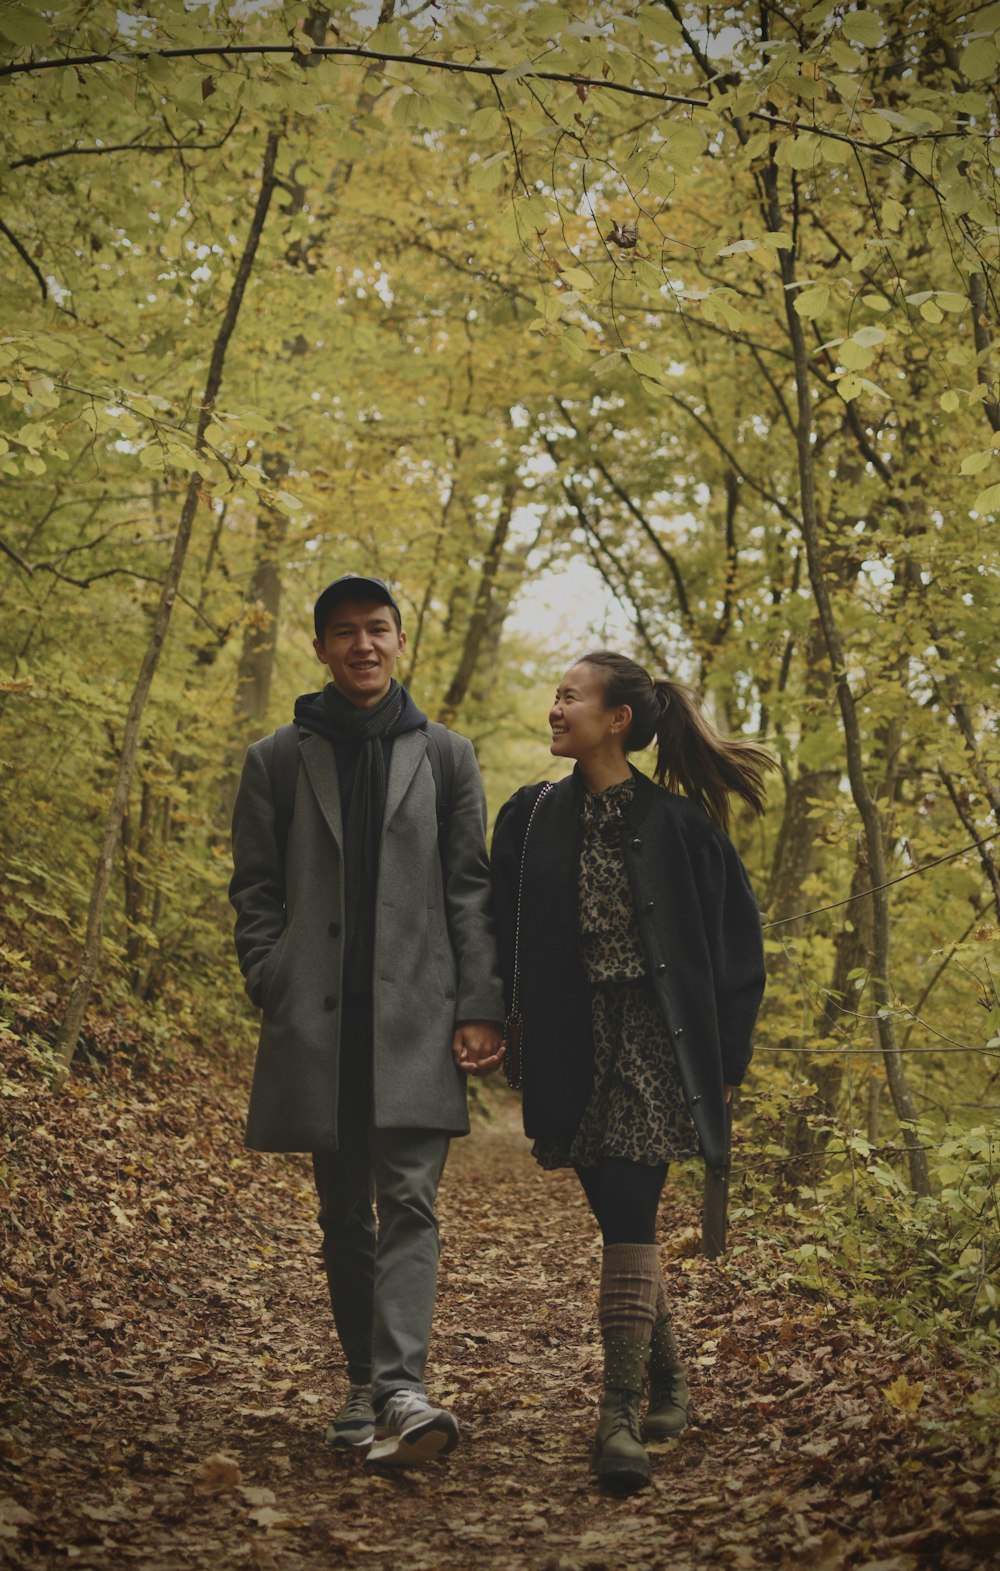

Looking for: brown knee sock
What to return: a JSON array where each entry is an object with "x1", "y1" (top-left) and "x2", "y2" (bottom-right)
[
  {"x1": 598, "y1": 1243, "x2": 660, "y2": 1342},
  {"x1": 654, "y1": 1266, "x2": 668, "y2": 1323}
]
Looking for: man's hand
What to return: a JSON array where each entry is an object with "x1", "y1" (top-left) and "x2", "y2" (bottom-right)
[
  {"x1": 452, "y1": 1020, "x2": 505, "y2": 1076},
  {"x1": 724, "y1": 1085, "x2": 735, "y2": 1103}
]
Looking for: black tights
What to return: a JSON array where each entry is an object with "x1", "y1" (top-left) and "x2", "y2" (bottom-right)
[{"x1": 575, "y1": 1157, "x2": 669, "y2": 1245}]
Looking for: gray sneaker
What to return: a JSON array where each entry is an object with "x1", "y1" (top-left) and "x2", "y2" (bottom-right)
[
  {"x1": 366, "y1": 1390, "x2": 459, "y2": 1466},
  {"x1": 325, "y1": 1383, "x2": 375, "y2": 1449}
]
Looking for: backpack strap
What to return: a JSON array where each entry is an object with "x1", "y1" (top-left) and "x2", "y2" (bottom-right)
[{"x1": 423, "y1": 720, "x2": 457, "y2": 849}]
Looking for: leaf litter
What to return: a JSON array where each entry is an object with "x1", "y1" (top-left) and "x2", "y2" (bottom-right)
[{"x1": 1, "y1": 1030, "x2": 998, "y2": 1570}]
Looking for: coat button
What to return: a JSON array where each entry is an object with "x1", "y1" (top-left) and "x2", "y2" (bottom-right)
[
  {"x1": 674, "y1": 1026, "x2": 684, "y2": 1037},
  {"x1": 328, "y1": 921, "x2": 340, "y2": 937},
  {"x1": 324, "y1": 995, "x2": 338, "y2": 1011},
  {"x1": 630, "y1": 837, "x2": 642, "y2": 850},
  {"x1": 644, "y1": 899, "x2": 655, "y2": 911},
  {"x1": 691, "y1": 1094, "x2": 702, "y2": 1105},
  {"x1": 655, "y1": 962, "x2": 666, "y2": 975}
]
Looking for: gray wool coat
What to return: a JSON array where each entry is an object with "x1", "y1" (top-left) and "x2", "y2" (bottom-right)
[{"x1": 229, "y1": 726, "x2": 505, "y2": 1152}]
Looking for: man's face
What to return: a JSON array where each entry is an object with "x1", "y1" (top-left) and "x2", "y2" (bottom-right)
[{"x1": 313, "y1": 598, "x2": 405, "y2": 709}]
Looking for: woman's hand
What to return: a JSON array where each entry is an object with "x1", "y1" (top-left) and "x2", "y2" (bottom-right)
[{"x1": 452, "y1": 1021, "x2": 505, "y2": 1076}]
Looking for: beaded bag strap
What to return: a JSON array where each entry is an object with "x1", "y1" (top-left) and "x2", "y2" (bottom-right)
[{"x1": 508, "y1": 782, "x2": 553, "y2": 1017}]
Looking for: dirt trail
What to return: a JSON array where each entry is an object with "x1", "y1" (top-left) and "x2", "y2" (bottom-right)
[{"x1": 1, "y1": 1045, "x2": 997, "y2": 1570}]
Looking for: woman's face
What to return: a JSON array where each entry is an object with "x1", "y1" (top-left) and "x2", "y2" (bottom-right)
[{"x1": 548, "y1": 662, "x2": 629, "y2": 760}]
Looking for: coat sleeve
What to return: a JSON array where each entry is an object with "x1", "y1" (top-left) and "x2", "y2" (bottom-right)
[
  {"x1": 697, "y1": 828, "x2": 766, "y2": 1087},
  {"x1": 442, "y1": 737, "x2": 506, "y2": 1024},
  {"x1": 229, "y1": 738, "x2": 286, "y2": 1007}
]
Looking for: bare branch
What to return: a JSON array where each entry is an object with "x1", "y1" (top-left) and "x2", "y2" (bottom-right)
[
  {"x1": 8, "y1": 114, "x2": 243, "y2": 170},
  {"x1": 0, "y1": 43, "x2": 710, "y2": 108},
  {"x1": 0, "y1": 215, "x2": 47, "y2": 301},
  {"x1": 0, "y1": 536, "x2": 230, "y2": 638}
]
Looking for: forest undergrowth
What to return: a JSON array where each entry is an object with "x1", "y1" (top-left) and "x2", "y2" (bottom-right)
[{"x1": 2, "y1": 965, "x2": 1000, "y2": 1571}]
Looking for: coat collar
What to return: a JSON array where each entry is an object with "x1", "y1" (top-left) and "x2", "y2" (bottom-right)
[
  {"x1": 299, "y1": 731, "x2": 343, "y2": 848},
  {"x1": 383, "y1": 729, "x2": 427, "y2": 828},
  {"x1": 298, "y1": 727, "x2": 430, "y2": 848}
]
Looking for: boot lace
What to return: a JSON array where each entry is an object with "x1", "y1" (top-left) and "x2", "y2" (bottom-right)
[{"x1": 607, "y1": 1389, "x2": 642, "y2": 1443}]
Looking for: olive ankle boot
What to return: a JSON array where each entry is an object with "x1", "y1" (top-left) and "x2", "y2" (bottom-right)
[
  {"x1": 642, "y1": 1314, "x2": 690, "y2": 1440},
  {"x1": 591, "y1": 1334, "x2": 651, "y2": 1493}
]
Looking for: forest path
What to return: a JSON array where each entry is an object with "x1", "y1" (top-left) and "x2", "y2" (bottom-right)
[{"x1": 1, "y1": 1043, "x2": 996, "y2": 1571}]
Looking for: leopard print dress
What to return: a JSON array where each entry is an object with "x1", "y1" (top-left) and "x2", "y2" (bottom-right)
[{"x1": 533, "y1": 776, "x2": 700, "y2": 1171}]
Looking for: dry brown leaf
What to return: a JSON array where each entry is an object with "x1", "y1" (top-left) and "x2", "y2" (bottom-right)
[
  {"x1": 240, "y1": 1486, "x2": 278, "y2": 1508},
  {"x1": 193, "y1": 1453, "x2": 242, "y2": 1496}
]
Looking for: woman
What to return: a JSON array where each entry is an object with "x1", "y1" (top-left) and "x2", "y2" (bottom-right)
[{"x1": 491, "y1": 651, "x2": 772, "y2": 1493}]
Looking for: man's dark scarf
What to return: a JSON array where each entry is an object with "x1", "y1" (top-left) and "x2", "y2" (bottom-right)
[{"x1": 321, "y1": 679, "x2": 403, "y2": 985}]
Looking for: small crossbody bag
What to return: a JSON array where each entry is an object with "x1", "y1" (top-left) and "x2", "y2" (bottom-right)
[{"x1": 503, "y1": 783, "x2": 553, "y2": 1091}]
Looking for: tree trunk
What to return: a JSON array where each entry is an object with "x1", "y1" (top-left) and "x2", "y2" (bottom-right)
[
  {"x1": 437, "y1": 480, "x2": 518, "y2": 728},
  {"x1": 52, "y1": 129, "x2": 281, "y2": 1080},
  {"x1": 764, "y1": 157, "x2": 930, "y2": 1195},
  {"x1": 233, "y1": 455, "x2": 291, "y2": 731}
]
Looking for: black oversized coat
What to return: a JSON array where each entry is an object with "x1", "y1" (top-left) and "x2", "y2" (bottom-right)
[{"x1": 490, "y1": 769, "x2": 766, "y2": 1172}]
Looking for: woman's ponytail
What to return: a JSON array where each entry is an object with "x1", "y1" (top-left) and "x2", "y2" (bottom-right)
[
  {"x1": 578, "y1": 651, "x2": 776, "y2": 832},
  {"x1": 649, "y1": 678, "x2": 774, "y2": 832}
]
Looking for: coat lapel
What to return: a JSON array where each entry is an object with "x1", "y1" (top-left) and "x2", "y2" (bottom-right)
[
  {"x1": 299, "y1": 731, "x2": 344, "y2": 850},
  {"x1": 383, "y1": 730, "x2": 427, "y2": 828}
]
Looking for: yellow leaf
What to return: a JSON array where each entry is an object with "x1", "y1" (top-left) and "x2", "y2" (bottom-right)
[
  {"x1": 881, "y1": 197, "x2": 906, "y2": 232},
  {"x1": 861, "y1": 112, "x2": 893, "y2": 143},
  {"x1": 628, "y1": 350, "x2": 661, "y2": 378},
  {"x1": 0, "y1": 10, "x2": 50, "y2": 44},
  {"x1": 973, "y1": 482, "x2": 1000, "y2": 513},
  {"x1": 636, "y1": 4, "x2": 680, "y2": 45},
  {"x1": 839, "y1": 339, "x2": 874, "y2": 370},
  {"x1": 883, "y1": 1375, "x2": 925, "y2": 1414},
  {"x1": 468, "y1": 107, "x2": 502, "y2": 137},
  {"x1": 794, "y1": 284, "x2": 830, "y2": 320},
  {"x1": 428, "y1": 92, "x2": 466, "y2": 125},
  {"x1": 829, "y1": 40, "x2": 862, "y2": 70},
  {"x1": 842, "y1": 11, "x2": 883, "y2": 47},
  {"x1": 959, "y1": 449, "x2": 995, "y2": 476},
  {"x1": 562, "y1": 266, "x2": 596, "y2": 293},
  {"x1": 960, "y1": 39, "x2": 997, "y2": 82}
]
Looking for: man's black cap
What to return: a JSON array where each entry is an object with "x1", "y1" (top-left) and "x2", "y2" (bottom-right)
[{"x1": 313, "y1": 575, "x2": 401, "y2": 639}]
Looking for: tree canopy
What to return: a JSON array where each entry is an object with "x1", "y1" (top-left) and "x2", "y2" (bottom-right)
[{"x1": 1, "y1": 0, "x2": 998, "y2": 1276}]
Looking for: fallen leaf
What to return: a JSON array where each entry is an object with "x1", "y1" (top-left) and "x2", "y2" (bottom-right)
[
  {"x1": 883, "y1": 1375, "x2": 925, "y2": 1415},
  {"x1": 250, "y1": 1506, "x2": 296, "y2": 1530},
  {"x1": 193, "y1": 1453, "x2": 242, "y2": 1496},
  {"x1": 240, "y1": 1486, "x2": 278, "y2": 1508}
]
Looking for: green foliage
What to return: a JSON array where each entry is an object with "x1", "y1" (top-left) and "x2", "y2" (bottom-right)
[
  {"x1": 732, "y1": 1093, "x2": 1000, "y2": 1366},
  {"x1": 0, "y1": 0, "x2": 997, "y2": 1228}
]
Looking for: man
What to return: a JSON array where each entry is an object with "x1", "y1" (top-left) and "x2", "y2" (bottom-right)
[{"x1": 229, "y1": 574, "x2": 504, "y2": 1466}]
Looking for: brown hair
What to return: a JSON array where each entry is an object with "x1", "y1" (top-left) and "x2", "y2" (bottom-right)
[{"x1": 578, "y1": 650, "x2": 776, "y2": 831}]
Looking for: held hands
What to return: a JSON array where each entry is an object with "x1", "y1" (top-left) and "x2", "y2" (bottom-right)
[{"x1": 452, "y1": 1020, "x2": 505, "y2": 1077}]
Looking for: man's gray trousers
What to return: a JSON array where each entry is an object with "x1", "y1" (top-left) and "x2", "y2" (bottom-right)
[{"x1": 311, "y1": 1003, "x2": 450, "y2": 1404}]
